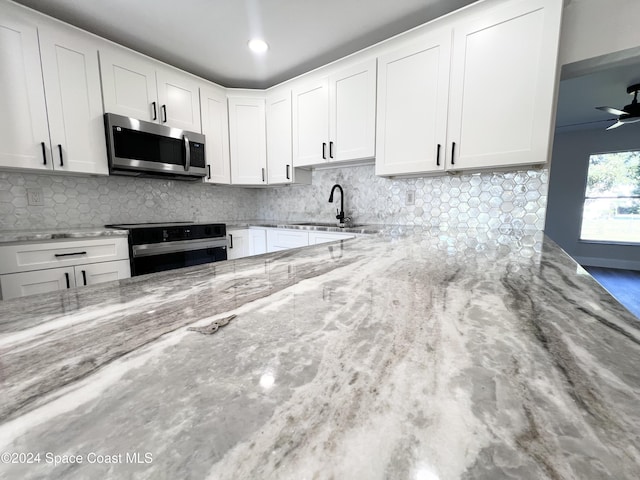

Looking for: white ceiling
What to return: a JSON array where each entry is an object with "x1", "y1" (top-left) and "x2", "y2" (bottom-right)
[
  {"x1": 555, "y1": 58, "x2": 640, "y2": 132},
  {"x1": 13, "y1": 0, "x2": 478, "y2": 89}
]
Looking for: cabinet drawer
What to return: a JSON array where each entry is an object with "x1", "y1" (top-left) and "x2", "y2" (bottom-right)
[
  {"x1": 266, "y1": 229, "x2": 309, "y2": 252},
  {"x1": 0, "y1": 237, "x2": 129, "y2": 274}
]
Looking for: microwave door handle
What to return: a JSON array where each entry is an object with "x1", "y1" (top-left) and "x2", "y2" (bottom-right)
[{"x1": 183, "y1": 134, "x2": 191, "y2": 171}]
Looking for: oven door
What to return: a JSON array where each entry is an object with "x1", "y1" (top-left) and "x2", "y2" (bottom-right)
[{"x1": 130, "y1": 238, "x2": 228, "y2": 276}]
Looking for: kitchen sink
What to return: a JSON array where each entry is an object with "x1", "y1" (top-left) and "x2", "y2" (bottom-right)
[{"x1": 290, "y1": 222, "x2": 368, "y2": 228}]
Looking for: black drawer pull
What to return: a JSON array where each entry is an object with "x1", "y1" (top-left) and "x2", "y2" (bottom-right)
[
  {"x1": 322, "y1": 142, "x2": 327, "y2": 159},
  {"x1": 229, "y1": 234, "x2": 233, "y2": 249},
  {"x1": 161, "y1": 104, "x2": 167, "y2": 123},
  {"x1": 436, "y1": 143, "x2": 441, "y2": 166},
  {"x1": 152, "y1": 101, "x2": 157, "y2": 121},
  {"x1": 58, "y1": 144, "x2": 64, "y2": 167},
  {"x1": 286, "y1": 164, "x2": 290, "y2": 180},
  {"x1": 54, "y1": 251, "x2": 87, "y2": 258},
  {"x1": 207, "y1": 165, "x2": 211, "y2": 180},
  {"x1": 82, "y1": 270, "x2": 87, "y2": 286},
  {"x1": 329, "y1": 141, "x2": 334, "y2": 159},
  {"x1": 64, "y1": 272, "x2": 70, "y2": 289},
  {"x1": 41, "y1": 142, "x2": 47, "y2": 165},
  {"x1": 451, "y1": 142, "x2": 456, "y2": 165}
]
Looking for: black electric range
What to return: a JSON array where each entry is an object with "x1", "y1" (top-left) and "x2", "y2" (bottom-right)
[{"x1": 106, "y1": 222, "x2": 227, "y2": 276}]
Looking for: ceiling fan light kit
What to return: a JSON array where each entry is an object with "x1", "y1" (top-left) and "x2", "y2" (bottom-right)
[{"x1": 595, "y1": 83, "x2": 640, "y2": 130}]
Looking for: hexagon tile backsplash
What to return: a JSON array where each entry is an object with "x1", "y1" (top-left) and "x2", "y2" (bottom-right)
[
  {"x1": 256, "y1": 164, "x2": 549, "y2": 230},
  {"x1": 0, "y1": 172, "x2": 258, "y2": 230},
  {"x1": 1, "y1": 164, "x2": 548, "y2": 232}
]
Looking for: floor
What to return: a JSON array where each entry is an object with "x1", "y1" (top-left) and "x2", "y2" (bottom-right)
[{"x1": 584, "y1": 266, "x2": 640, "y2": 320}]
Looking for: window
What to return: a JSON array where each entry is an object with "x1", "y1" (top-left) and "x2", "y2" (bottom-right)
[{"x1": 580, "y1": 150, "x2": 640, "y2": 243}]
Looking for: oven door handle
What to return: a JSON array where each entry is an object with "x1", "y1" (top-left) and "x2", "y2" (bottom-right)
[
  {"x1": 132, "y1": 238, "x2": 227, "y2": 257},
  {"x1": 184, "y1": 134, "x2": 191, "y2": 171}
]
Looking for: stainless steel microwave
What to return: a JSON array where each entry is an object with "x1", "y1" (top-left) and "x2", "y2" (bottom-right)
[{"x1": 104, "y1": 113, "x2": 206, "y2": 180}]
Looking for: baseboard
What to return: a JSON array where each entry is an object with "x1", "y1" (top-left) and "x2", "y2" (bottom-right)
[{"x1": 574, "y1": 256, "x2": 640, "y2": 271}]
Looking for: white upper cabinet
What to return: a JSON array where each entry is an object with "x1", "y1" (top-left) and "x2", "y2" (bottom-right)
[
  {"x1": 292, "y1": 78, "x2": 329, "y2": 167},
  {"x1": 201, "y1": 83, "x2": 231, "y2": 184},
  {"x1": 0, "y1": 8, "x2": 51, "y2": 171},
  {"x1": 266, "y1": 89, "x2": 293, "y2": 184},
  {"x1": 39, "y1": 25, "x2": 108, "y2": 175},
  {"x1": 292, "y1": 58, "x2": 377, "y2": 168},
  {"x1": 329, "y1": 59, "x2": 377, "y2": 162},
  {"x1": 156, "y1": 66, "x2": 202, "y2": 131},
  {"x1": 100, "y1": 48, "x2": 201, "y2": 132},
  {"x1": 375, "y1": 31, "x2": 451, "y2": 176},
  {"x1": 0, "y1": 3, "x2": 107, "y2": 175},
  {"x1": 228, "y1": 96, "x2": 267, "y2": 185},
  {"x1": 446, "y1": 0, "x2": 562, "y2": 171}
]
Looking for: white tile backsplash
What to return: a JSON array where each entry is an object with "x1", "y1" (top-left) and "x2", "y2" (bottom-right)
[
  {"x1": 0, "y1": 172, "x2": 258, "y2": 230},
  {"x1": 1, "y1": 164, "x2": 548, "y2": 232},
  {"x1": 255, "y1": 164, "x2": 548, "y2": 230}
]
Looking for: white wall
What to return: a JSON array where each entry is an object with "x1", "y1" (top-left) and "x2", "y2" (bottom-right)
[
  {"x1": 559, "y1": 0, "x2": 640, "y2": 67},
  {"x1": 545, "y1": 127, "x2": 640, "y2": 270}
]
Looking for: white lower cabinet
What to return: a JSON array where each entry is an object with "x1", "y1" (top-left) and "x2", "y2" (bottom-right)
[
  {"x1": 308, "y1": 231, "x2": 355, "y2": 245},
  {"x1": 0, "y1": 236, "x2": 130, "y2": 300},
  {"x1": 249, "y1": 228, "x2": 267, "y2": 255},
  {"x1": 226, "y1": 229, "x2": 250, "y2": 260},
  {"x1": 0, "y1": 260, "x2": 130, "y2": 299},
  {"x1": 266, "y1": 229, "x2": 309, "y2": 252}
]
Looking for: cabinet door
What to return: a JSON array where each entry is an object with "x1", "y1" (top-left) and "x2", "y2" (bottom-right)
[
  {"x1": 266, "y1": 229, "x2": 309, "y2": 252},
  {"x1": 227, "y1": 229, "x2": 250, "y2": 259},
  {"x1": 308, "y1": 231, "x2": 355, "y2": 245},
  {"x1": 249, "y1": 228, "x2": 267, "y2": 256},
  {"x1": 201, "y1": 84, "x2": 231, "y2": 184},
  {"x1": 292, "y1": 78, "x2": 329, "y2": 167},
  {"x1": 266, "y1": 89, "x2": 293, "y2": 184},
  {"x1": 39, "y1": 25, "x2": 108, "y2": 175},
  {"x1": 447, "y1": 0, "x2": 562, "y2": 171},
  {"x1": 156, "y1": 67, "x2": 202, "y2": 132},
  {"x1": 99, "y1": 48, "x2": 158, "y2": 122},
  {"x1": 375, "y1": 30, "x2": 451, "y2": 176},
  {"x1": 329, "y1": 59, "x2": 377, "y2": 162},
  {"x1": 228, "y1": 97, "x2": 267, "y2": 185},
  {"x1": 1, "y1": 267, "x2": 75, "y2": 300},
  {"x1": 74, "y1": 260, "x2": 130, "y2": 287},
  {"x1": 0, "y1": 8, "x2": 51, "y2": 171}
]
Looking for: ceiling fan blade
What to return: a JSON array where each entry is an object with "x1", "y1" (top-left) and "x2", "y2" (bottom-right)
[
  {"x1": 596, "y1": 106, "x2": 629, "y2": 116},
  {"x1": 606, "y1": 121, "x2": 625, "y2": 130}
]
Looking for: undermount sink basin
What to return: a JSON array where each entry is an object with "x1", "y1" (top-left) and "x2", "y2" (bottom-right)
[{"x1": 291, "y1": 222, "x2": 367, "y2": 228}]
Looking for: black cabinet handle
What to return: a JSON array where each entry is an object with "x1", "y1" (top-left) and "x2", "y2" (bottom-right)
[
  {"x1": 207, "y1": 165, "x2": 211, "y2": 180},
  {"x1": 436, "y1": 144, "x2": 441, "y2": 166},
  {"x1": 451, "y1": 142, "x2": 456, "y2": 165},
  {"x1": 161, "y1": 105, "x2": 167, "y2": 123},
  {"x1": 54, "y1": 251, "x2": 87, "y2": 258},
  {"x1": 58, "y1": 144, "x2": 64, "y2": 167},
  {"x1": 322, "y1": 142, "x2": 327, "y2": 159},
  {"x1": 261, "y1": 167, "x2": 265, "y2": 182},
  {"x1": 64, "y1": 272, "x2": 70, "y2": 289},
  {"x1": 286, "y1": 164, "x2": 290, "y2": 180},
  {"x1": 82, "y1": 270, "x2": 87, "y2": 286},
  {"x1": 329, "y1": 141, "x2": 334, "y2": 159},
  {"x1": 229, "y1": 234, "x2": 233, "y2": 249},
  {"x1": 41, "y1": 142, "x2": 47, "y2": 165}
]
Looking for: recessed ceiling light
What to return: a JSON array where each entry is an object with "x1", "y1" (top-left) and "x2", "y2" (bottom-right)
[{"x1": 248, "y1": 38, "x2": 269, "y2": 54}]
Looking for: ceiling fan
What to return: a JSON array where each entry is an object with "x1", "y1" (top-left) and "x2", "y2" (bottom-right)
[{"x1": 596, "y1": 83, "x2": 640, "y2": 130}]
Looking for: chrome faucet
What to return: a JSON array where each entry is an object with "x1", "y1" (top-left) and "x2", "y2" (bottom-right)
[{"x1": 328, "y1": 184, "x2": 350, "y2": 225}]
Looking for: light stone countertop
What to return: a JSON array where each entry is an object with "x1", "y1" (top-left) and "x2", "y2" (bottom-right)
[
  {"x1": 0, "y1": 227, "x2": 129, "y2": 244},
  {"x1": 0, "y1": 228, "x2": 639, "y2": 479}
]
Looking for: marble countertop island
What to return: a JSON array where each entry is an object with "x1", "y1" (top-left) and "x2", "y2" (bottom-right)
[{"x1": 0, "y1": 228, "x2": 639, "y2": 479}]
